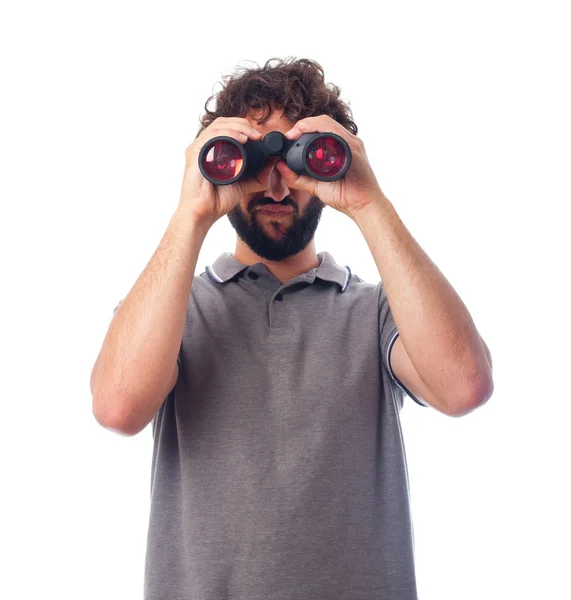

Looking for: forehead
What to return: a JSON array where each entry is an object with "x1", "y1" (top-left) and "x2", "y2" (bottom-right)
[{"x1": 246, "y1": 107, "x2": 295, "y2": 132}]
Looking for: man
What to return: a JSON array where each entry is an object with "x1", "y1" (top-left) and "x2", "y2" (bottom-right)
[{"x1": 91, "y1": 57, "x2": 494, "y2": 599}]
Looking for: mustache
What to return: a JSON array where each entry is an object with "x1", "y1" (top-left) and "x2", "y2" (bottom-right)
[{"x1": 255, "y1": 197, "x2": 296, "y2": 209}]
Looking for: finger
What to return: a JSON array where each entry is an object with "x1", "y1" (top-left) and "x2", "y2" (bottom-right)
[
  {"x1": 206, "y1": 123, "x2": 262, "y2": 141},
  {"x1": 240, "y1": 160, "x2": 275, "y2": 194},
  {"x1": 284, "y1": 116, "x2": 353, "y2": 142},
  {"x1": 205, "y1": 128, "x2": 249, "y2": 144},
  {"x1": 217, "y1": 116, "x2": 252, "y2": 125},
  {"x1": 216, "y1": 117, "x2": 263, "y2": 139},
  {"x1": 284, "y1": 115, "x2": 331, "y2": 138}
]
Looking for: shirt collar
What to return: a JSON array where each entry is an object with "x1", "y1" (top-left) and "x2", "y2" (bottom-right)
[{"x1": 205, "y1": 251, "x2": 352, "y2": 292}]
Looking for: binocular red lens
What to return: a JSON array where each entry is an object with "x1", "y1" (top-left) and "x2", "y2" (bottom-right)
[
  {"x1": 306, "y1": 136, "x2": 348, "y2": 179},
  {"x1": 198, "y1": 130, "x2": 351, "y2": 185},
  {"x1": 202, "y1": 140, "x2": 244, "y2": 182}
]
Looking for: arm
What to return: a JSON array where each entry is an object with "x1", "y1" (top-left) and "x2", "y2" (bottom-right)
[
  {"x1": 90, "y1": 210, "x2": 211, "y2": 436},
  {"x1": 389, "y1": 333, "x2": 493, "y2": 417},
  {"x1": 353, "y1": 194, "x2": 494, "y2": 416}
]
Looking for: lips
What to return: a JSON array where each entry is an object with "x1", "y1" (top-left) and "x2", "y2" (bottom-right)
[{"x1": 257, "y1": 205, "x2": 294, "y2": 214}]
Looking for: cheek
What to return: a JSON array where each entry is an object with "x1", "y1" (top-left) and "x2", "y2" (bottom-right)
[
  {"x1": 244, "y1": 195, "x2": 259, "y2": 212},
  {"x1": 292, "y1": 191, "x2": 312, "y2": 208}
]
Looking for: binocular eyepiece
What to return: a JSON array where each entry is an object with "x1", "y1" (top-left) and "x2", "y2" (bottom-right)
[{"x1": 198, "y1": 130, "x2": 352, "y2": 186}]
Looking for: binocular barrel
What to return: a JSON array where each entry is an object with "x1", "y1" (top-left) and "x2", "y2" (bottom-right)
[{"x1": 198, "y1": 130, "x2": 352, "y2": 185}]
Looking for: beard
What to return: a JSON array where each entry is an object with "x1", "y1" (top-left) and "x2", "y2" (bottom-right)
[{"x1": 226, "y1": 195, "x2": 325, "y2": 261}]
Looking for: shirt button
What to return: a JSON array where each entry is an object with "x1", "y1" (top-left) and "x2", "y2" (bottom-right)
[
  {"x1": 248, "y1": 271, "x2": 259, "y2": 279},
  {"x1": 275, "y1": 293, "x2": 283, "y2": 301}
]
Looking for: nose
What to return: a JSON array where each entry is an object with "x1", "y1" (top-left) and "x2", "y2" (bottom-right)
[{"x1": 264, "y1": 158, "x2": 290, "y2": 203}]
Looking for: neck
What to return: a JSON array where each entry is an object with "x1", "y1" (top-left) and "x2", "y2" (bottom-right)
[{"x1": 232, "y1": 238, "x2": 320, "y2": 285}]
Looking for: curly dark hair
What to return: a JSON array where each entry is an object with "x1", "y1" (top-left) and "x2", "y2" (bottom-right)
[{"x1": 195, "y1": 56, "x2": 358, "y2": 139}]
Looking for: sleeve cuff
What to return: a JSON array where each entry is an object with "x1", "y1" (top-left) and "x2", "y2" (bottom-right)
[{"x1": 387, "y1": 332, "x2": 430, "y2": 408}]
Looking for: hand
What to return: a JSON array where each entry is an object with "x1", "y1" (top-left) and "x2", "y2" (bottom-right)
[
  {"x1": 275, "y1": 115, "x2": 387, "y2": 219},
  {"x1": 178, "y1": 117, "x2": 281, "y2": 226}
]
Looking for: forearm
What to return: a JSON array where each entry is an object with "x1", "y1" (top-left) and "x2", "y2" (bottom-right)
[
  {"x1": 352, "y1": 194, "x2": 493, "y2": 405},
  {"x1": 91, "y1": 210, "x2": 211, "y2": 434}
]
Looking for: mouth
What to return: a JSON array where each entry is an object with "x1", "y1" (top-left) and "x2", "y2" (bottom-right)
[{"x1": 257, "y1": 206, "x2": 294, "y2": 215}]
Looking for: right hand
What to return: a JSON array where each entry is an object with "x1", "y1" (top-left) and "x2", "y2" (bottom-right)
[{"x1": 178, "y1": 117, "x2": 276, "y2": 225}]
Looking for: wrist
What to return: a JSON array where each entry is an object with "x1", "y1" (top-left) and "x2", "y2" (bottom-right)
[
  {"x1": 170, "y1": 208, "x2": 214, "y2": 239},
  {"x1": 349, "y1": 191, "x2": 393, "y2": 224},
  {"x1": 172, "y1": 206, "x2": 215, "y2": 232}
]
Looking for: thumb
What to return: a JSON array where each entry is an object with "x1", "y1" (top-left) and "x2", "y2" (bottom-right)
[
  {"x1": 275, "y1": 161, "x2": 317, "y2": 195},
  {"x1": 240, "y1": 160, "x2": 276, "y2": 195}
]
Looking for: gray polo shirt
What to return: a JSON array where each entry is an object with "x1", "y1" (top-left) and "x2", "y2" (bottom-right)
[{"x1": 114, "y1": 250, "x2": 428, "y2": 599}]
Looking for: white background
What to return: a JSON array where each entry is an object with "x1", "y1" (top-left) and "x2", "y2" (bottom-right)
[{"x1": 1, "y1": 1, "x2": 569, "y2": 598}]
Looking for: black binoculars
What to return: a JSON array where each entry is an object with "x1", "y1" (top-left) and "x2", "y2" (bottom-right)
[{"x1": 198, "y1": 130, "x2": 352, "y2": 186}]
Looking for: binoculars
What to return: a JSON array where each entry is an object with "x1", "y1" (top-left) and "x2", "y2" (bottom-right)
[{"x1": 198, "y1": 130, "x2": 352, "y2": 186}]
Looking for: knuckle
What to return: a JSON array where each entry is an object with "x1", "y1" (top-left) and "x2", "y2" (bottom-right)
[
  {"x1": 219, "y1": 129, "x2": 247, "y2": 142},
  {"x1": 205, "y1": 128, "x2": 223, "y2": 139},
  {"x1": 225, "y1": 128, "x2": 248, "y2": 137},
  {"x1": 212, "y1": 127, "x2": 244, "y2": 138}
]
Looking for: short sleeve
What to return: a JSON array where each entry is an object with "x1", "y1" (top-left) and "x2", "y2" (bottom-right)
[
  {"x1": 113, "y1": 299, "x2": 123, "y2": 315},
  {"x1": 378, "y1": 282, "x2": 428, "y2": 408},
  {"x1": 113, "y1": 299, "x2": 182, "y2": 372}
]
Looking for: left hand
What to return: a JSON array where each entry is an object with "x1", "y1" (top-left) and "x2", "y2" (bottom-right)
[{"x1": 276, "y1": 115, "x2": 386, "y2": 219}]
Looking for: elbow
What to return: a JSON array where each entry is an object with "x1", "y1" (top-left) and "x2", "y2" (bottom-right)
[
  {"x1": 92, "y1": 381, "x2": 143, "y2": 436},
  {"x1": 91, "y1": 361, "x2": 137, "y2": 436},
  {"x1": 92, "y1": 396, "x2": 137, "y2": 436},
  {"x1": 448, "y1": 377, "x2": 495, "y2": 417},
  {"x1": 448, "y1": 344, "x2": 494, "y2": 417}
]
